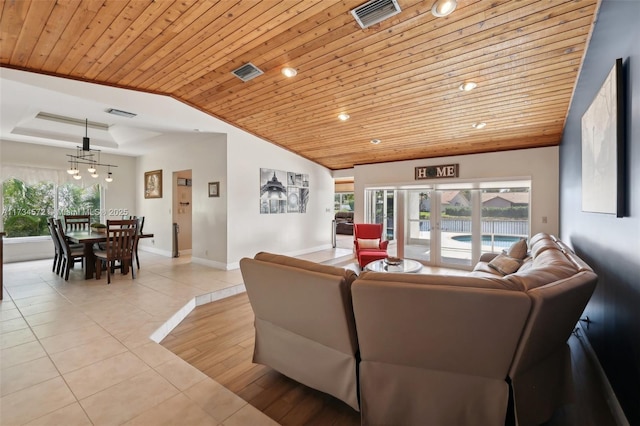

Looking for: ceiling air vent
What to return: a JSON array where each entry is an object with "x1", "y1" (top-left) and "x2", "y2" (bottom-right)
[
  {"x1": 231, "y1": 63, "x2": 264, "y2": 82},
  {"x1": 351, "y1": 0, "x2": 402, "y2": 29}
]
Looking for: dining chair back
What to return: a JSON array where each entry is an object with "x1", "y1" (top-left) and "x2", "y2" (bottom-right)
[
  {"x1": 64, "y1": 215, "x2": 91, "y2": 232},
  {"x1": 46, "y1": 217, "x2": 63, "y2": 275},
  {"x1": 132, "y1": 216, "x2": 145, "y2": 269},
  {"x1": 94, "y1": 219, "x2": 137, "y2": 284},
  {"x1": 135, "y1": 216, "x2": 145, "y2": 234},
  {"x1": 54, "y1": 219, "x2": 85, "y2": 280}
]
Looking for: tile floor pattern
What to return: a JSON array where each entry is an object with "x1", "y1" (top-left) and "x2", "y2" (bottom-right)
[{"x1": 1, "y1": 248, "x2": 362, "y2": 426}]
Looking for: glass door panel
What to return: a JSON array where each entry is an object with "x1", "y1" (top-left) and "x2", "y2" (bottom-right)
[
  {"x1": 366, "y1": 189, "x2": 396, "y2": 256},
  {"x1": 480, "y1": 188, "x2": 530, "y2": 254},
  {"x1": 404, "y1": 190, "x2": 431, "y2": 262},
  {"x1": 439, "y1": 190, "x2": 473, "y2": 267},
  {"x1": 385, "y1": 190, "x2": 395, "y2": 241},
  {"x1": 370, "y1": 189, "x2": 395, "y2": 241}
]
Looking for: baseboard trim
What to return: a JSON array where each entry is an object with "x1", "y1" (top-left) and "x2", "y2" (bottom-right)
[{"x1": 575, "y1": 323, "x2": 629, "y2": 426}]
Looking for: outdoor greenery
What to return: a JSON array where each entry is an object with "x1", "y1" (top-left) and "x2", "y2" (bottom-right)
[{"x1": 2, "y1": 178, "x2": 101, "y2": 238}]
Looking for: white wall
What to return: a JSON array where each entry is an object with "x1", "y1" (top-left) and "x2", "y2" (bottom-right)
[
  {"x1": 136, "y1": 132, "x2": 227, "y2": 265},
  {"x1": 1, "y1": 139, "x2": 136, "y2": 262},
  {"x1": 135, "y1": 128, "x2": 335, "y2": 270},
  {"x1": 2, "y1": 129, "x2": 336, "y2": 269},
  {"x1": 352, "y1": 147, "x2": 560, "y2": 236},
  {"x1": 225, "y1": 127, "x2": 335, "y2": 267}
]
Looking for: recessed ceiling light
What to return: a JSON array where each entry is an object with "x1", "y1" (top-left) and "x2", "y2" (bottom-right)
[
  {"x1": 431, "y1": 0, "x2": 457, "y2": 17},
  {"x1": 370, "y1": 138, "x2": 381, "y2": 144},
  {"x1": 338, "y1": 113, "x2": 350, "y2": 121},
  {"x1": 472, "y1": 122, "x2": 487, "y2": 129},
  {"x1": 282, "y1": 67, "x2": 297, "y2": 78},
  {"x1": 459, "y1": 81, "x2": 477, "y2": 91}
]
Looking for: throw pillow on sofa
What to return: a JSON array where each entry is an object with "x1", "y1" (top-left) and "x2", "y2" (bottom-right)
[
  {"x1": 358, "y1": 238, "x2": 380, "y2": 249},
  {"x1": 488, "y1": 253, "x2": 523, "y2": 275},
  {"x1": 506, "y1": 238, "x2": 528, "y2": 260}
]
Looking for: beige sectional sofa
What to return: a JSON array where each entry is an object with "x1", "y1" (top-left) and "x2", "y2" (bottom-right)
[
  {"x1": 239, "y1": 233, "x2": 597, "y2": 425},
  {"x1": 239, "y1": 252, "x2": 360, "y2": 411}
]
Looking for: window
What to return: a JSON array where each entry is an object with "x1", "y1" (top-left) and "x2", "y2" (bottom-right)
[
  {"x1": 480, "y1": 187, "x2": 530, "y2": 253},
  {"x1": 334, "y1": 192, "x2": 354, "y2": 212},
  {"x1": 2, "y1": 177, "x2": 101, "y2": 238}
]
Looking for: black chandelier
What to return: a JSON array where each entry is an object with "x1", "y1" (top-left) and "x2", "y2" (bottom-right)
[{"x1": 66, "y1": 119, "x2": 117, "y2": 182}]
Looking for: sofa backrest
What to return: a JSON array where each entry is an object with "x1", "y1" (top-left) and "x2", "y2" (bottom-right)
[
  {"x1": 510, "y1": 270, "x2": 597, "y2": 376},
  {"x1": 335, "y1": 212, "x2": 354, "y2": 222},
  {"x1": 508, "y1": 269, "x2": 598, "y2": 424},
  {"x1": 358, "y1": 270, "x2": 523, "y2": 291},
  {"x1": 240, "y1": 252, "x2": 359, "y2": 355},
  {"x1": 352, "y1": 280, "x2": 532, "y2": 377}
]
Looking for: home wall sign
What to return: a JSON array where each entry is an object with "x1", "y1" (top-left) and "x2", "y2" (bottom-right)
[{"x1": 415, "y1": 164, "x2": 459, "y2": 180}]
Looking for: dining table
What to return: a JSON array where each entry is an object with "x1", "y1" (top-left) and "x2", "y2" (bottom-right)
[{"x1": 66, "y1": 230, "x2": 154, "y2": 280}]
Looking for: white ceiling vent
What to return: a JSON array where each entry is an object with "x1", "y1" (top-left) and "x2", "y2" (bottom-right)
[
  {"x1": 351, "y1": 0, "x2": 401, "y2": 29},
  {"x1": 231, "y1": 63, "x2": 264, "y2": 82}
]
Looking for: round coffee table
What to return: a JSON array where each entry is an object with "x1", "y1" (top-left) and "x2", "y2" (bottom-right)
[{"x1": 364, "y1": 258, "x2": 423, "y2": 273}]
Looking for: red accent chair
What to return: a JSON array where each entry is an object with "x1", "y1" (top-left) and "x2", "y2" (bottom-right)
[{"x1": 354, "y1": 223, "x2": 389, "y2": 267}]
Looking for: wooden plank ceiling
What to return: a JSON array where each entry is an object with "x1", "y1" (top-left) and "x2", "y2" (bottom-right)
[{"x1": 0, "y1": 0, "x2": 598, "y2": 170}]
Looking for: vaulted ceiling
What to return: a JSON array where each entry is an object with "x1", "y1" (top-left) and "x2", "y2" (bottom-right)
[{"x1": 0, "y1": 0, "x2": 599, "y2": 170}]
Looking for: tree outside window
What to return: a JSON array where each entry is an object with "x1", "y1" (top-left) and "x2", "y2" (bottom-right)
[{"x1": 2, "y1": 178, "x2": 101, "y2": 238}]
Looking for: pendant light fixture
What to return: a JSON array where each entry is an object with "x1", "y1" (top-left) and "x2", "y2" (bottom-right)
[{"x1": 66, "y1": 118, "x2": 117, "y2": 182}]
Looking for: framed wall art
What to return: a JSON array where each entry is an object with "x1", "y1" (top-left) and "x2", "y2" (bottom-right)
[
  {"x1": 144, "y1": 170, "x2": 163, "y2": 199},
  {"x1": 260, "y1": 168, "x2": 309, "y2": 214},
  {"x1": 208, "y1": 182, "x2": 220, "y2": 197},
  {"x1": 581, "y1": 58, "x2": 625, "y2": 217}
]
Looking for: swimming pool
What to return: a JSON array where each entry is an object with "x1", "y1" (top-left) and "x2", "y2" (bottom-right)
[{"x1": 452, "y1": 234, "x2": 522, "y2": 249}]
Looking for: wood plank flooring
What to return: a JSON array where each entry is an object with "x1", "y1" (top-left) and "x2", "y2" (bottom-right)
[{"x1": 161, "y1": 292, "x2": 617, "y2": 426}]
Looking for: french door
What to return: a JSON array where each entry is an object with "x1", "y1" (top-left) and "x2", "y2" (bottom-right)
[
  {"x1": 404, "y1": 189, "x2": 475, "y2": 268},
  {"x1": 369, "y1": 184, "x2": 530, "y2": 269}
]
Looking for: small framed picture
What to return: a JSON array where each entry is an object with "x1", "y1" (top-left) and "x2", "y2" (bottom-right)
[
  {"x1": 208, "y1": 182, "x2": 220, "y2": 197},
  {"x1": 144, "y1": 170, "x2": 162, "y2": 199}
]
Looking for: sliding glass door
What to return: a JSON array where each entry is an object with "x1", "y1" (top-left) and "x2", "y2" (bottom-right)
[{"x1": 403, "y1": 185, "x2": 530, "y2": 268}]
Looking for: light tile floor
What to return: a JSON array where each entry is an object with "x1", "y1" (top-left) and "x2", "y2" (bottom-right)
[
  {"x1": 1, "y1": 248, "x2": 360, "y2": 426},
  {"x1": 1, "y1": 239, "x2": 462, "y2": 425}
]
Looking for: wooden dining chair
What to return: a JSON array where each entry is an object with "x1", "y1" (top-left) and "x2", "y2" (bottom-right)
[
  {"x1": 94, "y1": 219, "x2": 137, "y2": 284},
  {"x1": 132, "y1": 216, "x2": 145, "y2": 269},
  {"x1": 47, "y1": 217, "x2": 63, "y2": 275},
  {"x1": 64, "y1": 215, "x2": 91, "y2": 232},
  {"x1": 54, "y1": 219, "x2": 85, "y2": 280}
]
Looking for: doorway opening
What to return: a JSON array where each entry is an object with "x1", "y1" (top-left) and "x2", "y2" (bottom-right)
[{"x1": 172, "y1": 170, "x2": 192, "y2": 256}]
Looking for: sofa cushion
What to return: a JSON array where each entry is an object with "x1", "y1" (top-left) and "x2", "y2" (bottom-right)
[
  {"x1": 358, "y1": 238, "x2": 380, "y2": 249},
  {"x1": 335, "y1": 212, "x2": 354, "y2": 222},
  {"x1": 530, "y1": 238, "x2": 558, "y2": 258},
  {"x1": 506, "y1": 238, "x2": 528, "y2": 260},
  {"x1": 505, "y1": 249, "x2": 578, "y2": 291},
  {"x1": 488, "y1": 254, "x2": 523, "y2": 275}
]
